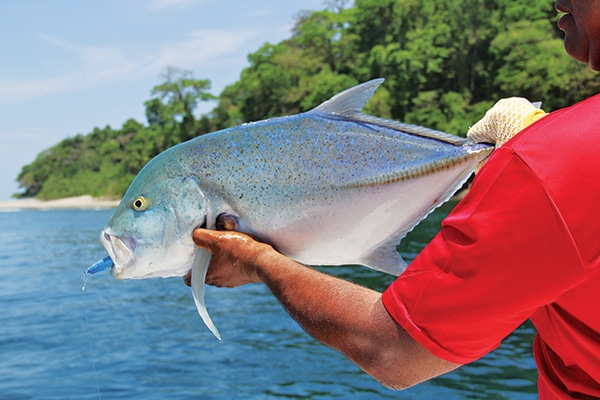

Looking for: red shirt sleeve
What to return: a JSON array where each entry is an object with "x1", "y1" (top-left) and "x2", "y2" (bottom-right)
[{"x1": 382, "y1": 147, "x2": 586, "y2": 364}]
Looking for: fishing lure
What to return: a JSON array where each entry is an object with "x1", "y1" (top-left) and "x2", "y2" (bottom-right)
[{"x1": 86, "y1": 256, "x2": 114, "y2": 274}]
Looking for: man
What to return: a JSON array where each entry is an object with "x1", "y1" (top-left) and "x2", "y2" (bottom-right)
[{"x1": 186, "y1": 1, "x2": 600, "y2": 397}]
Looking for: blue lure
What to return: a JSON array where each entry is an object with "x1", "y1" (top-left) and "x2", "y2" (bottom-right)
[{"x1": 86, "y1": 256, "x2": 114, "y2": 274}]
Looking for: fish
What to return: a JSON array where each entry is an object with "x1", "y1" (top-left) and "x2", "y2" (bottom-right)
[{"x1": 95, "y1": 79, "x2": 493, "y2": 339}]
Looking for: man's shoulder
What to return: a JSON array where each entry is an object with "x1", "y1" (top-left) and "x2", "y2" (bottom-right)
[
  {"x1": 508, "y1": 93, "x2": 600, "y2": 156},
  {"x1": 542, "y1": 93, "x2": 600, "y2": 130}
]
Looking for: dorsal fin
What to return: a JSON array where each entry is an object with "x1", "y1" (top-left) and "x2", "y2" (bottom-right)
[
  {"x1": 311, "y1": 78, "x2": 469, "y2": 146},
  {"x1": 312, "y1": 78, "x2": 385, "y2": 117}
]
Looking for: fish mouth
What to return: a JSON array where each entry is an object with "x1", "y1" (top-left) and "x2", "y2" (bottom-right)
[{"x1": 99, "y1": 230, "x2": 135, "y2": 277}]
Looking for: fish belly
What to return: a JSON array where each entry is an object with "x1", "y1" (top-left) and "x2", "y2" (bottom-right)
[{"x1": 256, "y1": 158, "x2": 475, "y2": 270}]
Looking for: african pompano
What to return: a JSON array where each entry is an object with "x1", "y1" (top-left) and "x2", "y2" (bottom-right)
[{"x1": 96, "y1": 79, "x2": 493, "y2": 339}]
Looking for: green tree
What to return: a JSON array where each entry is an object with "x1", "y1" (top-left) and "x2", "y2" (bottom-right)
[
  {"x1": 145, "y1": 67, "x2": 217, "y2": 144},
  {"x1": 15, "y1": 0, "x2": 600, "y2": 200},
  {"x1": 213, "y1": 5, "x2": 359, "y2": 125},
  {"x1": 489, "y1": 19, "x2": 600, "y2": 109}
]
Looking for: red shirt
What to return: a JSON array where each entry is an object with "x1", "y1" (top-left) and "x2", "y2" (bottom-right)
[{"x1": 382, "y1": 94, "x2": 600, "y2": 399}]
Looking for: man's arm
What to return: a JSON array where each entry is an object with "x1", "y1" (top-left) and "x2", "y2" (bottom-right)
[{"x1": 190, "y1": 229, "x2": 461, "y2": 390}]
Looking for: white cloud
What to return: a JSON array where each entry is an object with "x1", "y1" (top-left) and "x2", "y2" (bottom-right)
[
  {"x1": 149, "y1": 29, "x2": 256, "y2": 70},
  {"x1": 0, "y1": 27, "x2": 255, "y2": 104},
  {"x1": 0, "y1": 36, "x2": 138, "y2": 103},
  {"x1": 148, "y1": 0, "x2": 205, "y2": 11},
  {"x1": 0, "y1": 76, "x2": 70, "y2": 103},
  {"x1": 0, "y1": 127, "x2": 52, "y2": 142},
  {"x1": 248, "y1": 9, "x2": 272, "y2": 18}
]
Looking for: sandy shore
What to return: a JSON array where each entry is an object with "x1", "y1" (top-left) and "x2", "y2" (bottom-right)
[{"x1": 0, "y1": 195, "x2": 120, "y2": 210}]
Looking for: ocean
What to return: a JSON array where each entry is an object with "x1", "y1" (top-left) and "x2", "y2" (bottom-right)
[{"x1": 0, "y1": 203, "x2": 537, "y2": 399}]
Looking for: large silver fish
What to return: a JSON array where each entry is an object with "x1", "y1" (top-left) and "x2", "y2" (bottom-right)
[{"x1": 96, "y1": 79, "x2": 493, "y2": 339}]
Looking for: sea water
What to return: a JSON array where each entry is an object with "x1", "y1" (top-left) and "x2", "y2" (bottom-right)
[{"x1": 0, "y1": 204, "x2": 537, "y2": 399}]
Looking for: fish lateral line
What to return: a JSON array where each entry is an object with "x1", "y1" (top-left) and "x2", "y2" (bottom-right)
[{"x1": 337, "y1": 152, "x2": 489, "y2": 189}]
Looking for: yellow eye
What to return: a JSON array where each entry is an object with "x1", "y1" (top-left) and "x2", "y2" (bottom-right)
[{"x1": 132, "y1": 196, "x2": 150, "y2": 212}]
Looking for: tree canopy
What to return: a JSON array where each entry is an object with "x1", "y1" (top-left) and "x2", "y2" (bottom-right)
[{"x1": 15, "y1": 0, "x2": 600, "y2": 199}]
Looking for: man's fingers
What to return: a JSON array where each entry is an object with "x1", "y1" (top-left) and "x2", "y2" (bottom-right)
[
  {"x1": 192, "y1": 229, "x2": 258, "y2": 259},
  {"x1": 183, "y1": 270, "x2": 192, "y2": 287},
  {"x1": 192, "y1": 228, "x2": 224, "y2": 251}
]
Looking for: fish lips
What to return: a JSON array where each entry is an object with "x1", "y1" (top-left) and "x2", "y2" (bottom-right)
[
  {"x1": 99, "y1": 230, "x2": 135, "y2": 278},
  {"x1": 100, "y1": 229, "x2": 194, "y2": 279}
]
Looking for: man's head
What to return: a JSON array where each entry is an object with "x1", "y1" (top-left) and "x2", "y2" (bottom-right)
[{"x1": 556, "y1": 0, "x2": 600, "y2": 70}]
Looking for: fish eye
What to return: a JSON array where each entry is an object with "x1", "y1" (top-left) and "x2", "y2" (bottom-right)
[{"x1": 132, "y1": 196, "x2": 150, "y2": 212}]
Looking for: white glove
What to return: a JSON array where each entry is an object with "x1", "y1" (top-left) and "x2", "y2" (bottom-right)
[{"x1": 467, "y1": 97, "x2": 546, "y2": 148}]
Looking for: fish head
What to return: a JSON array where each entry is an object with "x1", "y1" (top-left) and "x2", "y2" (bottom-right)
[{"x1": 101, "y1": 159, "x2": 207, "y2": 280}]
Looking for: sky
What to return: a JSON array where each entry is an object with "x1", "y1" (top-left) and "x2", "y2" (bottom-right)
[{"x1": 0, "y1": 0, "x2": 328, "y2": 201}]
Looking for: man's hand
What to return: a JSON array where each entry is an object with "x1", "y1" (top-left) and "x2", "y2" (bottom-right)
[
  {"x1": 183, "y1": 229, "x2": 275, "y2": 288},
  {"x1": 184, "y1": 225, "x2": 461, "y2": 389},
  {"x1": 467, "y1": 97, "x2": 546, "y2": 148}
]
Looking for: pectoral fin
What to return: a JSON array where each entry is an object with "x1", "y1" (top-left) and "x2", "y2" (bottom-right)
[{"x1": 191, "y1": 249, "x2": 221, "y2": 340}]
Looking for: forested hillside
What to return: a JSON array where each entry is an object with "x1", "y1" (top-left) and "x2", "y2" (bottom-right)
[{"x1": 15, "y1": 0, "x2": 600, "y2": 199}]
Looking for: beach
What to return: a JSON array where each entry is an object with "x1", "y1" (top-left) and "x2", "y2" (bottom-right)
[{"x1": 0, "y1": 195, "x2": 120, "y2": 210}]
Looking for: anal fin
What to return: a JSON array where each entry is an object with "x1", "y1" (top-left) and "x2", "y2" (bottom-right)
[{"x1": 361, "y1": 235, "x2": 407, "y2": 276}]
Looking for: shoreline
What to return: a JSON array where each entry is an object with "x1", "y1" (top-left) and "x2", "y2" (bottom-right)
[
  {"x1": 0, "y1": 195, "x2": 120, "y2": 210},
  {"x1": 0, "y1": 189, "x2": 470, "y2": 211}
]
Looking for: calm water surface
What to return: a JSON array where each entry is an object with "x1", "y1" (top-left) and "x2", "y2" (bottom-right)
[{"x1": 0, "y1": 203, "x2": 537, "y2": 399}]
